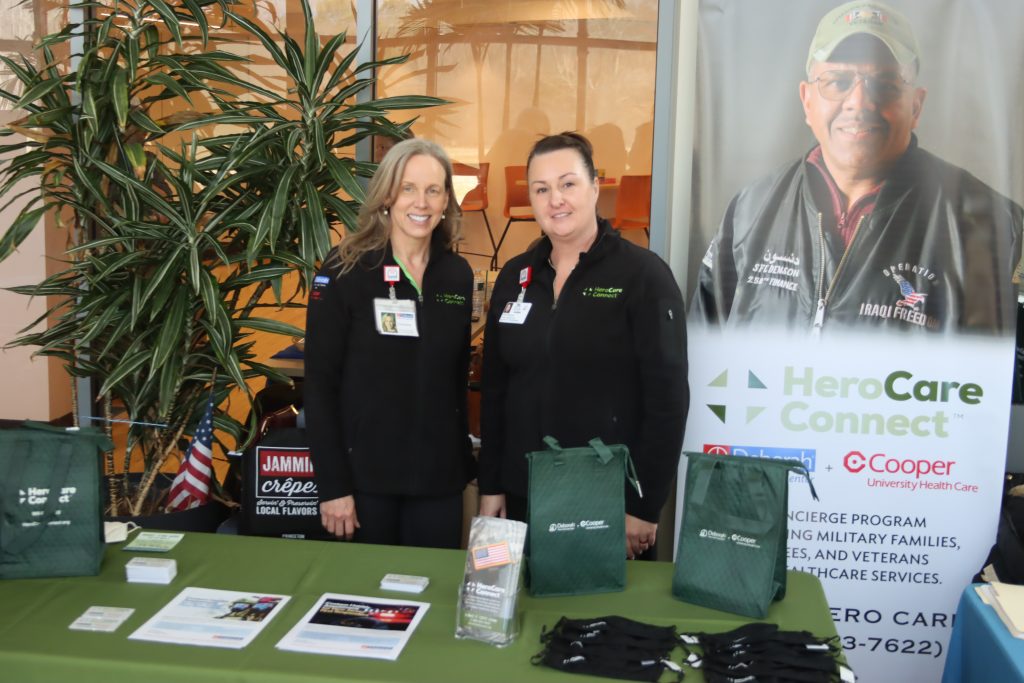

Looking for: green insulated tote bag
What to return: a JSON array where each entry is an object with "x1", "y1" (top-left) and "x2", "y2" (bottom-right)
[
  {"x1": 0, "y1": 422, "x2": 111, "y2": 579},
  {"x1": 672, "y1": 451, "x2": 818, "y2": 618},
  {"x1": 526, "y1": 436, "x2": 640, "y2": 597}
]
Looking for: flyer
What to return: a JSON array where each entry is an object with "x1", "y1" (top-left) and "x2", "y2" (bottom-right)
[
  {"x1": 128, "y1": 586, "x2": 289, "y2": 649},
  {"x1": 123, "y1": 531, "x2": 184, "y2": 552},
  {"x1": 275, "y1": 593, "x2": 429, "y2": 660}
]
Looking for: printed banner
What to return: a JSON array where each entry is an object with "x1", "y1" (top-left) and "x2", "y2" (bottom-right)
[
  {"x1": 681, "y1": 333, "x2": 1012, "y2": 680},
  {"x1": 684, "y1": 1, "x2": 1023, "y2": 680}
]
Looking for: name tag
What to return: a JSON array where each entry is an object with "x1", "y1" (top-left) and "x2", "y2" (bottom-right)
[
  {"x1": 373, "y1": 298, "x2": 419, "y2": 336},
  {"x1": 498, "y1": 301, "x2": 532, "y2": 325}
]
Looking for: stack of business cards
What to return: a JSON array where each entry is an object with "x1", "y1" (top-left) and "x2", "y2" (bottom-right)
[
  {"x1": 69, "y1": 606, "x2": 135, "y2": 632},
  {"x1": 125, "y1": 557, "x2": 177, "y2": 584},
  {"x1": 380, "y1": 573, "x2": 429, "y2": 593}
]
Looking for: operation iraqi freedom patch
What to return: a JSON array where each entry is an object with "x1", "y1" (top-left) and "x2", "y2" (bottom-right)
[{"x1": 857, "y1": 263, "x2": 940, "y2": 329}]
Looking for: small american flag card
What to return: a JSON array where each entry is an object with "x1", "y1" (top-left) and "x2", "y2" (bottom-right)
[{"x1": 471, "y1": 541, "x2": 511, "y2": 570}]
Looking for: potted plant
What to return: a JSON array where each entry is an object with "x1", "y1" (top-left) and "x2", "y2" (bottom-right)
[{"x1": 0, "y1": 0, "x2": 444, "y2": 517}]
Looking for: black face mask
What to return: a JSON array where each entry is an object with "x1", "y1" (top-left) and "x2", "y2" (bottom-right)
[
  {"x1": 533, "y1": 648, "x2": 684, "y2": 683},
  {"x1": 684, "y1": 622, "x2": 850, "y2": 683},
  {"x1": 542, "y1": 616, "x2": 680, "y2": 653},
  {"x1": 535, "y1": 617, "x2": 853, "y2": 683},
  {"x1": 534, "y1": 615, "x2": 684, "y2": 682}
]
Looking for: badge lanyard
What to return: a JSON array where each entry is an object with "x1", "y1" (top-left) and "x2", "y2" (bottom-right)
[
  {"x1": 517, "y1": 266, "x2": 531, "y2": 303},
  {"x1": 499, "y1": 266, "x2": 534, "y2": 325}
]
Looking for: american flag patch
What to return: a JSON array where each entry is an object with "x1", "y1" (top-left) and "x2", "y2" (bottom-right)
[
  {"x1": 471, "y1": 541, "x2": 511, "y2": 570},
  {"x1": 893, "y1": 274, "x2": 927, "y2": 309}
]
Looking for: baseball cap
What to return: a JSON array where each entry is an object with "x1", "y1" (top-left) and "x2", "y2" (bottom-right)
[{"x1": 806, "y1": 1, "x2": 919, "y2": 75}]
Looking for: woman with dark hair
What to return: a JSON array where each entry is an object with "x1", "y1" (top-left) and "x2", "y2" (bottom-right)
[
  {"x1": 304, "y1": 138, "x2": 475, "y2": 549},
  {"x1": 478, "y1": 132, "x2": 689, "y2": 559}
]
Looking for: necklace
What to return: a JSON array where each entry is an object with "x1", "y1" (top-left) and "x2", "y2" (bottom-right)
[{"x1": 547, "y1": 256, "x2": 577, "y2": 273}]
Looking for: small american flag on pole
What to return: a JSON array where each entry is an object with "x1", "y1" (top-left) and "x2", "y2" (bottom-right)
[
  {"x1": 165, "y1": 392, "x2": 216, "y2": 512},
  {"x1": 471, "y1": 541, "x2": 512, "y2": 570}
]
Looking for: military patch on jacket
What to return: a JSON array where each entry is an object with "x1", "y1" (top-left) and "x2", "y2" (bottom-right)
[
  {"x1": 434, "y1": 292, "x2": 466, "y2": 306},
  {"x1": 309, "y1": 274, "x2": 330, "y2": 302},
  {"x1": 744, "y1": 249, "x2": 801, "y2": 292},
  {"x1": 857, "y1": 263, "x2": 940, "y2": 329}
]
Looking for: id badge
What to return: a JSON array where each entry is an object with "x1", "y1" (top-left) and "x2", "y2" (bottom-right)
[
  {"x1": 498, "y1": 301, "x2": 532, "y2": 324},
  {"x1": 373, "y1": 298, "x2": 419, "y2": 336}
]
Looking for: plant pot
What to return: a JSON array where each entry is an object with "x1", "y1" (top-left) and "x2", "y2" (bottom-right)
[{"x1": 104, "y1": 473, "x2": 231, "y2": 532}]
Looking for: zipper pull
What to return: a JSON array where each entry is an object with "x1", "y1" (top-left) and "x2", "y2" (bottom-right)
[{"x1": 813, "y1": 298, "x2": 826, "y2": 328}]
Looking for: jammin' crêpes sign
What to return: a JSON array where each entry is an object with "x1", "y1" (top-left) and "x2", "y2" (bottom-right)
[{"x1": 683, "y1": 1, "x2": 1023, "y2": 680}]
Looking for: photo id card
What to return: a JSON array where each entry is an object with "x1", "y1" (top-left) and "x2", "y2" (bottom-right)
[
  {"x1": 498, "y1": 301, "x2": 532, "y2": 325},
  {"x1": 374, "y1": 298, "x2": 419, "y2": 336}
]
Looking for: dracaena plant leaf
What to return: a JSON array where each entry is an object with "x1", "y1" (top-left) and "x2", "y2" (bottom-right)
[{"x1": 0, "y1": 0, "x2": 447, "y2": 516}]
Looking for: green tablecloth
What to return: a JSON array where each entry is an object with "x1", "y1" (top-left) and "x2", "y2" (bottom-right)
[{"x1": 0, "y1": 532, "x2": 838, "y2": 683}]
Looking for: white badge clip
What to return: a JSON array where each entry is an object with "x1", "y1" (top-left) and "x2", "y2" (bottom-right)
[
  {"x1": 384, "y1": 265, "x2": 401, "y2": 300},
  {"x1": 517, "y1": 266, "x2": 532, "y2": 303},
  {"x1": 374, "y1": 298, "x2": 419, "y2": 336}
]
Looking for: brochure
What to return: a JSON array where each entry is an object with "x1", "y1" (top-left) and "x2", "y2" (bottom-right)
[
  {"x1": 124, "y1": 531, "x2": 184, "y2": 552},
  {"x1": 276, "y1": 593, "x2": 429, "y2": 660},
  {"x1": 128, "y1": 586, "x2": 290, "y2": 649}
]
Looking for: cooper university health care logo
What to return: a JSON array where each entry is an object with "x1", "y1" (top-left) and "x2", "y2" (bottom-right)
[{"x1": 841, "y1": 449, "x2": 981, "y2": 494}]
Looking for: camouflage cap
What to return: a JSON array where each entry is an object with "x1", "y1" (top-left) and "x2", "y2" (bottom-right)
[{"x1": 806, "y1": 1, "x2": 919, "y2": 75}]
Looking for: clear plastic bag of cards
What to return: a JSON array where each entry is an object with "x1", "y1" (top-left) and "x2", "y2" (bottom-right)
[{"x1": 455, "y1": 515, "x2": 527, "y2": 647}]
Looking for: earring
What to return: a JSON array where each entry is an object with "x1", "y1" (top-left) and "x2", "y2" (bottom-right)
[
  {"x1": 442, "y1": 213, "x2": 446, "y2": 219},
  {"x1": 383, "y1": 207, "x2": 389, "y2": 216}
]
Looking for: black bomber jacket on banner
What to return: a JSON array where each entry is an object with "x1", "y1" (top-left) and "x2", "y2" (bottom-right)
[
  {"x1": 479, "y1": 219, "x2": 689, "y2": 523},
  {"x1": 691, "y1": 136, "x2": 1023, "y2": 334},
  {"x1": 304, "y1": 237, "x2": 475, "y2": 502}
]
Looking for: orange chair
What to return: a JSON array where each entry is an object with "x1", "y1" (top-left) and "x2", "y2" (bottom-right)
[
  {"x1": 452, "y1": 162, "x2": 496, "y2": 267},
  {"x1": 493, "y1": 165, "x2": 536, "y2": 269},
  {"x1": 610, "y1": 175, "x2": 652, "y2": 238}
]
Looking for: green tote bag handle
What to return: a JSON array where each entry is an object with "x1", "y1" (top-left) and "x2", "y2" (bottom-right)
[
  {"x1": 544, "y1": 436, "x2": 644, "y2": 498},
  {"x1": 588, "y1": 438, "x2": 644, "y2": 499},
  {"x1": 690, "y1": 458, "x2": 777, "y2": 536}
]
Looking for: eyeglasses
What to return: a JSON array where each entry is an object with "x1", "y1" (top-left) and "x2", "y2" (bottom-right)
[{"x1": 809, "y1": 70, "x2": 911, "y2": 104}]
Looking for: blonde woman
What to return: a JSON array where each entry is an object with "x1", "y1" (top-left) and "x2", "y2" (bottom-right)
[{"x1": 305, "y1": 138, "x2": 475, "y2": 549}]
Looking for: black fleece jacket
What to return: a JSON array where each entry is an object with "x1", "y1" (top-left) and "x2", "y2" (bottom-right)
[
  {"x1": 304, "y1": 238, "x2": 475, "y2": 502},
  {"x1": 479, "y1": 220, "x2": 689, "y2": 522}
]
